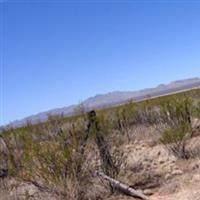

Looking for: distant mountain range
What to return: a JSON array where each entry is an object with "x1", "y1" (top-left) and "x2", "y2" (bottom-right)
[{"x1": 4, "y1": 77, "x2": 200, "y2": 128}]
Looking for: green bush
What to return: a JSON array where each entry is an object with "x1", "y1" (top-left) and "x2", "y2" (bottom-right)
[
  {"x1": 160, "y1": 125, "x2": 190, "y2": 159},
  {"x1": 159, "y1": 97, "x2": 192, "y2": 129},
  {"x1": 114, "y1": 101, "x2": 137, "y2": 135},
  {"x1": 159, "y1": 97, "x2": 193, "y2": 159},
  {"x1": 160, "y1": 125, "x2": 187, "y2": 144}
]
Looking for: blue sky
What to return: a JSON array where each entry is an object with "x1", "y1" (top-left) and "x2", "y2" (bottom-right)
[{"x1": 0, "y1": 1, "x2": 200, "y2": 125}]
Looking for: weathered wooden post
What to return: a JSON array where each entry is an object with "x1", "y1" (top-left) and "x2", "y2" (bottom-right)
[{"x1": 87, "y1": 110, "x2": 118, "y2": 178}]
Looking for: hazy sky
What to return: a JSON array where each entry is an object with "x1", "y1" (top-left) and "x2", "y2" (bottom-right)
[{"x1": 1, "y1": 1, "x2": 200, "y2": 125}]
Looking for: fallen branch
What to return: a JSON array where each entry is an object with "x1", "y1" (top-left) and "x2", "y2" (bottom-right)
[{"x1": 95, "y1": 171, "x2": 149, "y2": 200}]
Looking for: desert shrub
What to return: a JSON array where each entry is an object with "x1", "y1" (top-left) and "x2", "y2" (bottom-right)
[
  {"x1": 0, "y1": 119, "x2": 90, "y2": 199},
  {"x1": 195, "y1": 101, "x2": 200, "y2": 118},
  {"x1": 43, "y1": 114, "x2": 65, "y2": 138},
  {"x1": 114, "y1": 101, "x2": 137, "y2": 135},
  {"x1": 20, "y1": 128, "x2": 88, "y2": 198},
  {"x1": 96, "y1": 113, "x2": 112, "y2": 136},
  {"x1": 2, "y1": 128, "x2": 26, "y2": 175},
  {"x1": 134, "y1": 101, "x2": 159, "y2": 125},
  {"x1": 159, "y1": 97, "x2": 193, "y2": 159},
  {"x1": 159, "y1": 97, "x2": 192, "y2": 129},
  {"x1": 160, "y1": 125, "x2": 190, "y2": 159},
  {"x1": 160, "y1": 125, "x2": 187, "y2": 144}
]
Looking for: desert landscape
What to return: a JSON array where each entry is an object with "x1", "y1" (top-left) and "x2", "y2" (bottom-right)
[
  {"x1": 1, "y1": 1, "x2": 200, "y2": 199},
  {"x1": 1, "y1": 88, "x2": 200, "y2": 200}
]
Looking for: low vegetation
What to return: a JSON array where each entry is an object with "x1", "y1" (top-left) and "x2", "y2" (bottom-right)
[{"x1": 0, "y1": 88, "x2": 200, "y2": 199}]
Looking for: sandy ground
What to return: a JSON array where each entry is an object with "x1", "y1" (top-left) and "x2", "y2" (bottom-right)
[{"x1": 1, "y1": 130, "x2": 200, "y2": 200}]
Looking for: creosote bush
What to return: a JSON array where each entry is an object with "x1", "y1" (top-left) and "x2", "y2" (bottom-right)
[
  {"x1": 113, "y1": 101, "x2": 137, "y2": 137},
  {"x1": 159, "y1": 97, "x2": 192, "y2": 128},
  {"x1": 159, "y1": 97, "x2": 193, "y2": 159},
  {"x1": 160, "y1": 125, "x2": 190, "y2": 159}
]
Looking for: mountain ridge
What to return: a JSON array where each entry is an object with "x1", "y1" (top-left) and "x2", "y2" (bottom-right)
[{"x1": 4, "y1": 77, "x2": 200, "y2": 128}]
